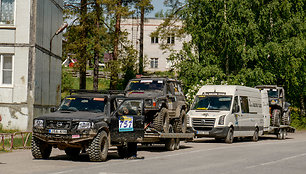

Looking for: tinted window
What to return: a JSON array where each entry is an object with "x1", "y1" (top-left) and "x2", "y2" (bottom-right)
[
  {"x1": 126, "y1": 80, "x2": 164, "y2": 91},
  {"x1": 192, "y1": 95, "x2": 232, "y2": 111},
  {"x1": 59, "y1": 97, "x2": 105, "y2": 112}
]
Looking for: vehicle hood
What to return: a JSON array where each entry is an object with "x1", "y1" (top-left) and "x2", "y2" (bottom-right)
[
  {"x1": 36, "y1": 111, "x2": 106, "y2": 121},
  {"x1": 125, "y1": 90, "x2": 164, "y2": 98},
  {"x1": 187, "y1": 110, "x2": 230, "y2": 118}
]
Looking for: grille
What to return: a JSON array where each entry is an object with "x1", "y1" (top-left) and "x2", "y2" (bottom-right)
[
  {"x1": 192, "y1": 118, "x2": 215, "y2": 131},
  {"x1": 46, "y1": 120, "x2": 71, "y2": 129}
]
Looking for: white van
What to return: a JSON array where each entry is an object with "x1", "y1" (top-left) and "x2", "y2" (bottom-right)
[{"x1": 187, "y1": 85, "x2": 264, "y2": 143}]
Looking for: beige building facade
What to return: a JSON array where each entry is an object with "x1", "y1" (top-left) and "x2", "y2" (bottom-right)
[{"x1": 121, "y1": 18, "x2": 189, "y2": 73}]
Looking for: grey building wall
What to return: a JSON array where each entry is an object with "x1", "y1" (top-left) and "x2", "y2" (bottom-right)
[{"x1": 0, "y1": 0, "x2": 63, "y2": 131}]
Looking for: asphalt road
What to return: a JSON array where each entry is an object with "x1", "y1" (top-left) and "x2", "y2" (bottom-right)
[{"x1": 1, "y1": 131, "x2": 306, "y2": 174}]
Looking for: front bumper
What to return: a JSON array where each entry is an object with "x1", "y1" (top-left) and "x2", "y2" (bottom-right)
[{"x1": 33, "y1": 129, "x2": 97, "y2": 144}]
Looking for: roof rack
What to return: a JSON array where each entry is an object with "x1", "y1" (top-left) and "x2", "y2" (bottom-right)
[{"x1": 69, "y1": 89, "x2": 125, "y2": 95}]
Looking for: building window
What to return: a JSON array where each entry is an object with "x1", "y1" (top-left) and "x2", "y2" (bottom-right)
[
  {"x1": 151, "y1": 36, "x2": 158, "y2": 44},
  {"x1": 150, "y1": 58, "x2": 158, "y2": 69},
  {"x1": 0, "y1": 54, "x2": 13, "y2": 85},
  {"x1": 167, "y1": 35, "x2": 175, "y2": 44},
  {"x1": 0, "y1": 0, "x2": 15, "y2": 25}
]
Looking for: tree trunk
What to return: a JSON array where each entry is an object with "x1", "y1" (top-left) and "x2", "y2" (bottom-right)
[
  {"x1": 301, "y1": 94, "x2": 305, "y2": 117},
  {"x1": 93, "y1": 0, "x2": 101, "y2": 91},
  {"x1": 110, "y1": 0, "x2": 122, "y2": 90},
  {"x1": 79, "y1": 0, "x2": 88, "y2": 90},
  {"x1": 139, "y1": 6, "x2": 144, "y2": 75}
]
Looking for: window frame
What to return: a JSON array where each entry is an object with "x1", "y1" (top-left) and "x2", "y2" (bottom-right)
[
  {"x1": 0, "y1": 54, "x2": 14, "y2": 87},
  {"x1": 167, "y1": 35, "x2": 175, "y2": 44},
  {"x1": 0, "y1": 0, "x2": 16, "y2": 26},
  {"x1": 151, "y1": 36, "x2": 158, "y2": 44},
  {"x1": 150, "y1": 58, "x2": 158, "y2": 69}
]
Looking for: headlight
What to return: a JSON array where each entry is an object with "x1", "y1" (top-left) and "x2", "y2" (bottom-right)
[
  {"x1": 271, "y1": 99, "x2": 278, "y2": 104},
  {"x1": 218, "y1": 115, "x2": 226, "y2": 125},
  {"x1": 34, "y1": 119, "x2": 44, "y2": 128},
  {"x1": 77, "y1": 122, "x2": 92, "y2": 129}
]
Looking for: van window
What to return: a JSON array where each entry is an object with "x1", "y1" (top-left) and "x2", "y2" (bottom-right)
[
  {"x1": 232, "y1": 96, "x2": 240, "y2": 113},
  {"x1": 240, "y1": 96, "x2": 249, "y2": 113}
]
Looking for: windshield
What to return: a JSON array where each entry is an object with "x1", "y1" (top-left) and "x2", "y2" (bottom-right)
[
  {"x1": 192, "y1": 95, "x2": 232, "y2": 111},
  {"x1": 268, "y1": 89, "x2": 278, "y2": 98},
  {"x1": 126, "y1": 80, "x2": 164, "y2": 91},
  {"x1": 58, "y1": 97, "x2": 105, "y2": 112}
]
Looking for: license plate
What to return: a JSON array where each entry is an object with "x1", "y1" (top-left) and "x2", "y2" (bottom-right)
[
  {"x1": 49, "y1": 129, "x2": 67, "y2": 134},
  {"x1": 119, "y1": 116, "x2": 134, "y2": 132},
  {"x1": 197, "y1": 131, "x2": 209, "y2": 135}
]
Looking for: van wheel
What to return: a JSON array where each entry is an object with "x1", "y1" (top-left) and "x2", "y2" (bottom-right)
[
  {"x1": 31, "y1": 137, "x2": 52, "y2": 159},
  {"x1": 252, "y1": 128, "x2": 259, "y2": 142},
  {"x1": 271, "y1": 109, "x2": 281, "y2": 127},
  {"x1": 88, "y1": 131, "x2": 109, "y2": 162},
  {"x1": 153, "y1": 108, "x2": 169, "y2": 133},
  {"x1": 225, "y1": 128, "x2": 234, "y2": 144}
]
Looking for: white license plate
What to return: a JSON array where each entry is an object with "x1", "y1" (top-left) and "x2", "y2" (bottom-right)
[
  {"x1": 196, "y1": 131, "x2": 209, "y2": 135},
  {"x1": 49, "y1": 129, "x2": 67, "y2": 134}
]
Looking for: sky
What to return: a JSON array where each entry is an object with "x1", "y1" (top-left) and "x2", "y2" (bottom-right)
[{"x1": 147, "y1": 0, "x2": 170, "y2": 18}]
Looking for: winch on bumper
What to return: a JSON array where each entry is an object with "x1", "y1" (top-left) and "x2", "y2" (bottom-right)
[{"x1": 32, "y1": 128, "x2": 98, "y2": 144}]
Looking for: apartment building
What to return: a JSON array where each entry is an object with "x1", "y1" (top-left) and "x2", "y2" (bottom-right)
[
  {"x1": 121, "y1": 18, "x2": 189, "y2": 72},
  {"x1": 0, "y1": 0, "x2": 63, "y2": 130}
]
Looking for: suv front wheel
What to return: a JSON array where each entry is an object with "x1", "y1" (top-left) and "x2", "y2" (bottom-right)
[{"x1": 153, "y1": 108, "x2": 169, "y2": 133}]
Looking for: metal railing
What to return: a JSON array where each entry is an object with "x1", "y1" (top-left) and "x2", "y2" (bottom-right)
[{"x1": 0, "y1": 132, "x2": 32, "y2": 151}]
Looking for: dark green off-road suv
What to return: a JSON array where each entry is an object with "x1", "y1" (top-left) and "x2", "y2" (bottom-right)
[
  {"x1": 32, "y1": 91, "x2": 145, "y2": 161},
  {"x1": 125, "y1": 77, "x2": 188, "y2": 133}
]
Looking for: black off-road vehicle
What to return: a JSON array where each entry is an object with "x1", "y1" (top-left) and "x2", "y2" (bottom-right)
[
  {"x1": 255, "y1": 85, "x2": 291, "y2": 126},
  {"x1": 125, "y1": 77, "x2": 188, "y2": 134},
  {"x1": 31, "y1": 90, "x2": 145, "y2": 161}
]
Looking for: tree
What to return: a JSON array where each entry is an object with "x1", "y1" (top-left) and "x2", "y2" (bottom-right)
[
  {"x1": 158, "y1": 0, "x2": 305, "y2": 114},
  {"x1": 134, "y1": 0, "x2": 153, "y2": 75}
]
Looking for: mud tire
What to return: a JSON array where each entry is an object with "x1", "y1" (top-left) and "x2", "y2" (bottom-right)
[
  {"x1": 271, "y1": 109, "x2": 281, "y2": 127},
  {"x1": 153, "y1": 108, "x2": 169, "y2": 133},
  {"x1": 31, "y1": 137, "x2": 52, "y2": 159},
  {"x1": 88, "y1": 131, "x2": 109, "y2": 162},
  {"x1": 177, "y1": 110, "x2": 187, "y2": 133},
  {"x1": 282, "y1": 111, "x2": 291, "y2": 125}
]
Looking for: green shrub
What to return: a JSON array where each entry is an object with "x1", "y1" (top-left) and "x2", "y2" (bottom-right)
[{"x1": 290, "y1": 107, "x2": 306, "y2": 130}]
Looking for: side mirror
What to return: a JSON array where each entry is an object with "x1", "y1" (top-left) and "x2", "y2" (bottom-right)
[{"x1": 50, "y1": 107, "x2": 57, "y2": 113}]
